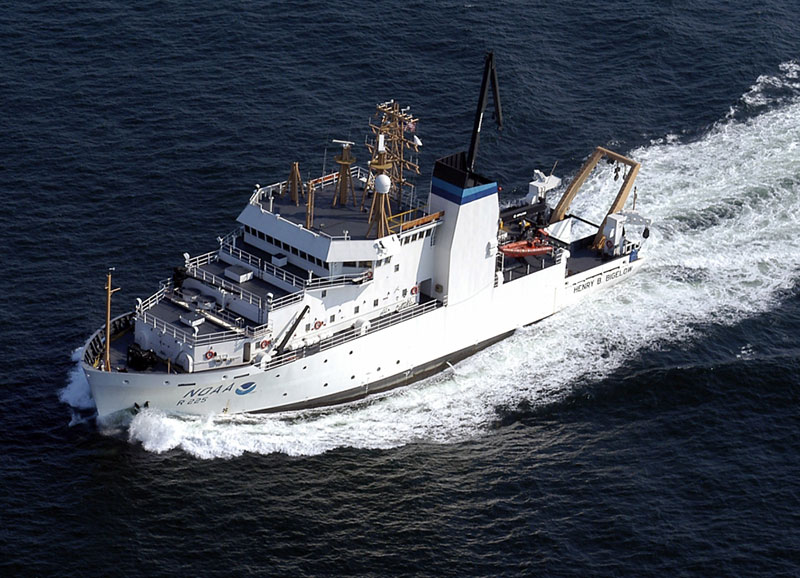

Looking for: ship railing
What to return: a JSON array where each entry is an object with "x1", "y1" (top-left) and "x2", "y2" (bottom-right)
[
  {"x1": 136, "y1": 279, "x2": 173, "y2": 314},
  {"x1": 260, "y1": 299, "x2": 443, "y2": 371},
  {"x1": 137, "y1": 310, "x2": 195, "y2": 345},
  {"x1": 267, "y1": 271, "x2": 372, "y2": 309},
  {"x1": 390, "y1": 210, "x2": 444, "y2": 236},
  {"x1": 193, "y1": 328, "x2": 247, "y2": 347},
  {"x1": 136, "y1": 308, "x2": 267, "y2": 348},
  {"x1": 186, "y1": 266, "x2": 264, "y2": 309},
  {"x1": 318, "y1": 299, "x2": 440, "y2": 352},
  {"x1": 219, "y1": 227, "x2": 243, "y2": 247},
  {"x1": 305, "y1": 271, "x2": 371, "y2": 290},
  {"x1": 83, "y1": 312, "x2": 135, "y2": 367},
  {"x1": 249, "y1": 166, "x2": 370, "y2": 208},
  {"x1": 245, "y1": 321, "x2": 272, "y2": 339},
  {"x1": 184, "y1": 250, "x2": 219, "y2": 270},
  {"x1": 268, "y1": 291, "x2": 305, "y2": 310},
  {"x1": 220, "y1": 242, "x2": 307, "y2": 290},
  {"x1": 220, "y1": 239, "x2": 373, "y2": 305}
]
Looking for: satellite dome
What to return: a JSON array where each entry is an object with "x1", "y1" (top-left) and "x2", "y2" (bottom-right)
[{"x1": 375, "y1": 174, "x2": 391, "y2": 194}]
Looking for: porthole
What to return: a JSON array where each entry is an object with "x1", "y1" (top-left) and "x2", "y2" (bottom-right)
[
  {"x1": 351, "y1": 375, "x2": 355, "y2": 380},
  {"x1": 349, "y1": 350, "x2": 353, "y2": 355},
  {"x1": 324, "y1": 383, "x2": 328, "y2": 387},
  {"x1": 303, "y1": 365, "x2": 307, "y2": 370},
  {"x1": 396, "y1": 360, "x2": 400, "y2": 364},
  {"x1": 324, "y1": 359, "x2": 328, "y2": 363},
  {"x1": 283, "y1": 392, "x2": 287, "y2": 397}
]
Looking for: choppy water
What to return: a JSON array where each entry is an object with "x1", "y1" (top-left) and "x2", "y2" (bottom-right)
[{"x1": 2, "y1": 1, "x2": 800, "y2": 575}]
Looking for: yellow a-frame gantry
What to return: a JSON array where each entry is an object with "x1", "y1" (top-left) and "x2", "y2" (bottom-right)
[{"x1": 549, "y1": 146, "x2": 640, "y2": 251}]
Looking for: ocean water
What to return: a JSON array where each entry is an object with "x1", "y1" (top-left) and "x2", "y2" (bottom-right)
[{"x1": 2, "y1": 1, "x2": 800, "y2": 575}]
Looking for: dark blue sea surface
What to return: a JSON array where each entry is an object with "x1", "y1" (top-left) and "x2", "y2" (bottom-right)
[{"x1": 2, "y1": 1, "x2": 800, "y2": 575}]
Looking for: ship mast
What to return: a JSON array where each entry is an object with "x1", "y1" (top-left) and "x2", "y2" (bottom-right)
[
  {"x1": 287, "y1": 161, "x2": 304, "y2": 206},
  {"x1": 366, "y1": 174, "x2": 393, "y2": 238},
  {"x1": 331, "y1": 140, "x2": 357, "y2": 207},
  {"x1": 366, "y1": 101, "x2": 421, "y2": 208},
  {"x1": 104, "y1": 268, "x2": 121, "y2": 372},
  {"x1": 305, "y1": 179, "x2": 315, "y2": 229}
]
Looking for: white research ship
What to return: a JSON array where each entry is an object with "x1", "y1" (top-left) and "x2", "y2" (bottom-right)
[{"x1": 82, "y1": 53, "x2": 651, "y2": 419}]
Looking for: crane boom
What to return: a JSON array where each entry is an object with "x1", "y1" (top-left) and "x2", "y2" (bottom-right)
[{"x1": 466, "y1": 51, "x2": 503, "y2": 173}]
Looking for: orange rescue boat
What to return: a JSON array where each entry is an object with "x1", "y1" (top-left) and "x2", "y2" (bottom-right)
[{"x1": 499, "y1": 239, "x2": 553, "y2": 258}]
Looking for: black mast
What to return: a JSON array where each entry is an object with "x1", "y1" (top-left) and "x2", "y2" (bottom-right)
[{"x1": 466, "y1": 51, "x2": 503, "y2": 174}]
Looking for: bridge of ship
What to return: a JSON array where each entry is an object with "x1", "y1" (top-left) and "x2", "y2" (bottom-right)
[{"x1": 128, "y1": 166, "x2": 441, "y2": 353}]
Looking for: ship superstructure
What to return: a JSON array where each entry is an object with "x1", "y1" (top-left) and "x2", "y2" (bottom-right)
[{"x1": 82, "y1": 53, "x2": 651, "y2": 419}]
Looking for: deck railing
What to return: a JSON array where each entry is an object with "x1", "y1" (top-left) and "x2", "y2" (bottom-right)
[
  {"x1": 184, "y1": 250, "x2": 218, "y2": 270},
  {"x1": 305, "y1": 272, "x2": 370, "y2": 290},
  {"x1": 219, "y1": 237, "x2": 373, "y2": 309},
  {"x1": 220, "y1": 242, "x2": 307, "y2": 290},
  {"x1": 136, "y1": 279, "x2": 172, "y2": 313},
  {"x1": 261, "y1": 299, "x2": 442, "y2": 371},
  {"x1": 187, "y1": 266, "x2": 264, "y2": 309},
  {"x1": 136, "y1": 302, "x2": 272, "y2": 348},
  {"x1": 268, "y1": 291, "x2": 305, "y2": 310},
  {"x1": 249, "y1": 166, "x2": 370, "y2": 208}
]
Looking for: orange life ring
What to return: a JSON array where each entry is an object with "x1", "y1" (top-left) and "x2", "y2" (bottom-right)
[
  {"x1": 411, "y1": 286, "x2": 418, "y2": 295},
  {"x1": 260, "y1": 339, "x2": 271, "y2": 349},
  {"x1": 204, "y1": 350, "x2": 215, "y2": 360},
  {"x1": 314, "y1": 321, "x2": 323, "y2": 330}
]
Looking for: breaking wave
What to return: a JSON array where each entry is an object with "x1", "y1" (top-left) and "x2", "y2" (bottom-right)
[
  {"x1": 59, "y1": 348, "x2": 96, "y2": 411},
  {"x1": 66, "y1": 72, "x2": 800, "y2": 458}
]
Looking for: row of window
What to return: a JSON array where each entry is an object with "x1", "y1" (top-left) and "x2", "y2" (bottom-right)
[
  {"x1": 245, "y1": 224, "x2": 435, "y2": 271},
  {"x1": 341, "y1": 260, "x2": 372, "y2": 269},
  {"x1": 401, "y1": 227, "x2": 434, "y2": 245},
  {"x1": 244, "y1": 225, "x2": 327, "y2": 268}
]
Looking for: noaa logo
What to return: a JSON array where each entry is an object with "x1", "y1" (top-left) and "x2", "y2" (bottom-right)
[{"x1": 235, "y1": 381, "x2": 257, "y2": 396}]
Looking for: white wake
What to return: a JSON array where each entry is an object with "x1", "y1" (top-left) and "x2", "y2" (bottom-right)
[{"x1": 62, "y1": 70, "x2": 800, "y2": 458}]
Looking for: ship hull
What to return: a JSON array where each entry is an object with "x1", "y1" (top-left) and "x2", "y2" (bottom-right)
[{"x1": 83, "y1": 254, "x2": 643, "y2": 419}]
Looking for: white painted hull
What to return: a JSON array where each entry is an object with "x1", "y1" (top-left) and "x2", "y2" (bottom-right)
[{"x1": 84, "y1": 254, "x2": 643, "y2": 419}]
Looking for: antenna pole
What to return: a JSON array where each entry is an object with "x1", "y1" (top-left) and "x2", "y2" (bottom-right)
[{"x1": 104, "y1": 268, "x2": 121, "y2": 372}]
